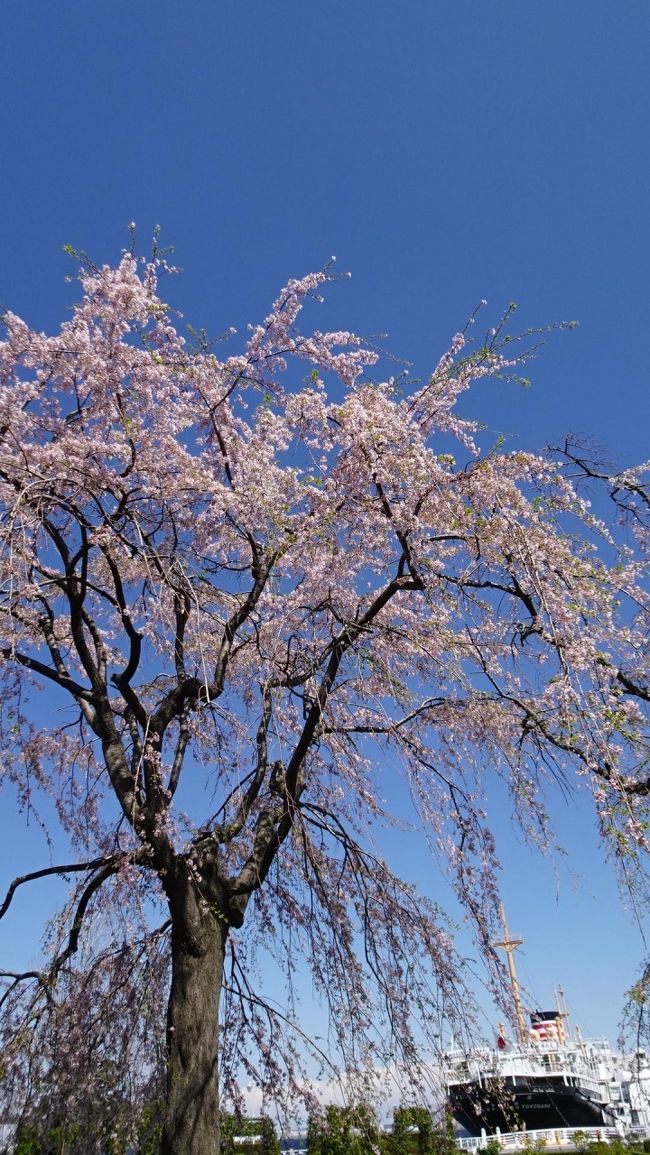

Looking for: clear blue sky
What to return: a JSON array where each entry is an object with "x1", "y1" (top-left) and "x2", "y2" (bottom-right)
[{"x1": 2, "y1": 0, "x2": 649, "y2": 1047}]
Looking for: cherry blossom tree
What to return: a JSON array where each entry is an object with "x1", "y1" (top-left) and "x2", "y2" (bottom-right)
[{"x1": 0, "y1": 250, "x2": 648, "y2": 1155}]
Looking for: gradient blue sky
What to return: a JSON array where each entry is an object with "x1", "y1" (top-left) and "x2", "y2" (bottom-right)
[{"x1": 2, "y1": 0, "x2": 649, "y2": 1046}]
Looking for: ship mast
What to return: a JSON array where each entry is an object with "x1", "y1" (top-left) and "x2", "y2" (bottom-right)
[{"x1": 494, "y1": 905, "x2": 527, "y2": 1045}]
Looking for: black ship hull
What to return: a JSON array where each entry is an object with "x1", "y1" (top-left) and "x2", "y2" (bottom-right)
[{"x1": 448, "y1": 1077, "x2": 612, "y2": 1137}]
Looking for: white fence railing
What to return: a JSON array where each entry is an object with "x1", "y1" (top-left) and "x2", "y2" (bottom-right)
[{"x1": 456, "y1": 1126, "x2": 623, "y2": 1152}]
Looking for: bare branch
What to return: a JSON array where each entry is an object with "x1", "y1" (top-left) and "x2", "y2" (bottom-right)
[
  {"x1": 0, "y1": 645, "x2": 94, "y2": 700},
  {"x1": 0, "y1": 856, "x2": 121, "y2": 921}
]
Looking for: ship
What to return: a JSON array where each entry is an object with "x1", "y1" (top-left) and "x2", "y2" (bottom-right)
[{"x1": 444, "y1": 911, "x2": 650, "y2": 1152}]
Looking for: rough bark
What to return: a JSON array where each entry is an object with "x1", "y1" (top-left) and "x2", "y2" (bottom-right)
[{"x1": 161, "y1": 865, "x2": 228, "y2": 1155}]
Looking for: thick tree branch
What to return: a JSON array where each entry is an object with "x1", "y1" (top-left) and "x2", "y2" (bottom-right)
[
  {"x1": 167, "y1": 713, "x2": 190, "y2": 798},
  {"x1": 100, "y1": 546, "x2": 147, "y2": 727}
]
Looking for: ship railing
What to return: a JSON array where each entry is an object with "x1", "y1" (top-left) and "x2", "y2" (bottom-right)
[
  {"x1": 455, "y1": 1125, "x2": 623, "y2": 1152},
  {"x1": 445, "y1": 1045, "x2": 614, "y2": 1083},
  {"x1": 445, "y1": 1041, "x2": 613, "y2": 1062}
]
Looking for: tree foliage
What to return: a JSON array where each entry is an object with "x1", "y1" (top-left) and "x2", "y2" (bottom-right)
[
  {"x1": 220, "y1": 1113, "x2": 280, "y2": 1155},
  {"x1": 307, "y1": 1103, "x2": 380, "y2": 1155},
  {"x1": 391, "y1": 1106, "x2": 430, "y2": 1155},
  {"x1": 0, "y1": 252, "x2": 648, "y2": 1151}
]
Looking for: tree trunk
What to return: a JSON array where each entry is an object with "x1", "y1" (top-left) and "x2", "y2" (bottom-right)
[{"x1": 161, "y1": 870, "x2": 228, "y2": 1155}]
